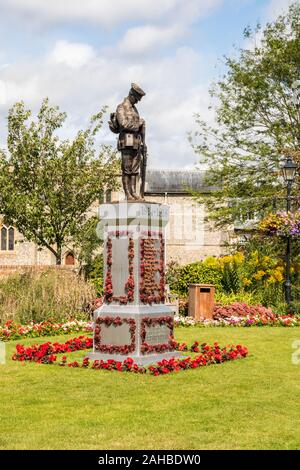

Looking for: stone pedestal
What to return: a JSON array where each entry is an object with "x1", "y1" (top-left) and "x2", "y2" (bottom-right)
[{"x1": 87, "y1": 202, "x2": 181, "y2": 365}]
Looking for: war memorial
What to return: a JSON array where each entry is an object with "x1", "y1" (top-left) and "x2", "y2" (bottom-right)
[{"x1": 88, "y1": 83, "x2": 180, "y2": 365}]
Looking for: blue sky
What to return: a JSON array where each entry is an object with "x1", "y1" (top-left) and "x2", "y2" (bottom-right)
[{"x1": 0, "y1": 0, "x2": 295, "y2": 168}]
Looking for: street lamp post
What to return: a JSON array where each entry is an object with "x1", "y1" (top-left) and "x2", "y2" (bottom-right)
[{"x1": 282, "y1": 156, "x2": 297, "y2": 305}]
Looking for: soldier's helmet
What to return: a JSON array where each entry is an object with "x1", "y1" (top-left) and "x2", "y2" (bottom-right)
[{"x1": 130, "y1": 83, "x2": 146, "y2": 100}]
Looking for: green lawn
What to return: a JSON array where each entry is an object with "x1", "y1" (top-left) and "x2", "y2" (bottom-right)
[{"x1": 1, "y1": 326, "x2": 300, "y2": 450}]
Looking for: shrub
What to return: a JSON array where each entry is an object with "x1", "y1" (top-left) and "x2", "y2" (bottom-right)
[
  {"x1": 167, "y1": 247, "x2": 294, "y2": 311},
  {"x1": 221, "y1": 260, "x2": 242, "y2": 293},
  {"x1": 285, "y1": 300, "x2": 300, "y2": 315},
  {"x1": 165, "y1": 260, "x2": 181, "y2": 290},
  {"x1": 167, "y1": 261, "x2": 222, "y2": 296},
  {"x1": 178, "y1": 297, "x2": 188, "y2": 316},
  {"x1": 84, "y1": 254, "x2": 104, "y2": 296},
  {"x1": 0, "y1": 267, "x2": 96, "y2": 325},
  {"x1": 251, "y1": 284, "x2": 285, "y2": 309},
  {"x1": 215, "y1": 291, "x2": 258, "y2": 305}
]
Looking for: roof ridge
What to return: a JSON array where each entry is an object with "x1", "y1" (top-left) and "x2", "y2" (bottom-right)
[{"x1": 147, "y1": 168, "x2": 206, "y2": 173}]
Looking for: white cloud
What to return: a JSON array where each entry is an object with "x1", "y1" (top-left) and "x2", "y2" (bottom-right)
[
  {"x1": 47, "y1": 40, "x2": 95, "y2": 68},
  {"x1": 0, "y1": 76, "x2": 39, "y2": 106},
  {"x1": 174, "y1": 0, "x2": 223, "y2": 25},
  {"x1": 0, "y1": 0, "x2": 180, "y2": 27},
  {"x1": 266, "y1": 0, "x2": 296, "y2": 19},
  {"x1": 116, "y1": 0, "x2": 223, "y2": 54},
  {"x1": 118, "y1": 24, "x2": 184, "y2": 55},
  {"x1": 0, "y1": 0, "x2": 226, "y2": 167},
  {"x1": 0, "y1": 39, "x2": 214, "y2": 168},
  {"x1": 0, "y1": 0, "x2": 224, "y2": 28}
]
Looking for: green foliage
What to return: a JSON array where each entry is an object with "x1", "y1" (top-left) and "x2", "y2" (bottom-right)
[
  {"x1": 214, "y1": 291, "x2": 257, "y2": 306},
  {"x1": 167, "y1": 261, "x2": 222, "y2": 296},
  {"x1": 72, "y1": 216, "x2": 101, "y2": 274},
  {"x1": 274, "y1": 300, "x2": 300, "y2": 315},
  {"x1": 250, "y1": 283, "x2": 285, "y2": 309},
  {"x1": 286, "y1": 300, "x2": 300, "y2": 315},
  {"x1": 0, "y1": 98, "x2": 120, "y2": 264},
  {"x1": 165, "y1": 260, "x2": 181, "y2": 289},
  {"x1": 84, "y1": 254, "x2": 104, "y2": 297},
  {"x1": 167, "y1": 241, "x2": 294, "y2": 309},
  {"x1": 221, "y1": 260, "x2": 242, "y2": 293},
  {"x1": 0, "y1": 268, "x2": 96, "y2": 324},
  {"x1": 191, "y1": 2, "x2": 300, "y2": 229}
]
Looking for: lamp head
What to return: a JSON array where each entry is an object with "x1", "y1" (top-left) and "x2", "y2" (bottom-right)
[{"x1": 282, "y1": 156, "x2": 297, "y2": 183}]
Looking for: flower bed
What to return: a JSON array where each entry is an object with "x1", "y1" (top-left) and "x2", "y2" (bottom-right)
[
  {"x1": 11, "y1": 335, "x2": 248, "y2": 375},
  {"x1": 213, "y1": 302, "x2": 275, "y2": 320},
  {"x1": 12, "y1": 336, "x2": 93, "y2": 363},
  {"x1": 174, "y1": 314, "x2": 300, "y2": 327},
  {"x1": 3, "y1": 306, "x2": 300, "y2": 344},
  {"x1": 259, "y1": 210, "x2": 300, "y2": 238},
  {"x1": 149, "y1": 342, "x2": 248, "y2": 376},
  {"x1": 0, "y1": 319, "x2": 93, "y2": 342},
  {"x1": 174, "y1": 301, "x2": 300, "y2": 327}
]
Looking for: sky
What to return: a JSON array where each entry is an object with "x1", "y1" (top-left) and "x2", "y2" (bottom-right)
[{"x1": 0, "y1": 0, "x2": 296, "y2": 169}]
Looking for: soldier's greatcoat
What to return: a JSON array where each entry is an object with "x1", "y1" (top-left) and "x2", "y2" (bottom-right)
[
  {"x1": 116, "y1": 97, "x2": 140, "y2": 132},
  {"x1": 116, "y1": 97, "x2": 142, "y2": 175}
]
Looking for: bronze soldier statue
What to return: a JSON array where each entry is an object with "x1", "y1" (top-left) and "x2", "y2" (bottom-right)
[{"x1": 109, "y1": 83, "x2": 147, "y2": 200}]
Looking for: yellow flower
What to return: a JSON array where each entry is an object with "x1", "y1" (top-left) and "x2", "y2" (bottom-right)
[
  {"x1": 220, "y1": 255, "x2": 232, "y2": 264},
  {"x1": 233, "y1": 252, "x2": 245, "y2": 264},
  {"x1": 266, "y1": 277, "x2": 276, "y2": 284},
  {"x1": 242, "y1": 278, "x2": 251, "y2": 286},
  {"x1": 253, "y1": 270, "x2": 266, "y2": 280},
  {"x1": 272, "y1": 268, "x2": 284, "y2": 282},
  {"x1": 202, "y1": 256, "x2": 220, "y2": 267},
  {"x1": 249, "y1": 251, "x2": 259, "y2": 267}
]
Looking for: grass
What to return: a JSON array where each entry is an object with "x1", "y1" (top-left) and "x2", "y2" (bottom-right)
[{"x1": 1, "y1": 326, "x2": 300, "y2": 450}]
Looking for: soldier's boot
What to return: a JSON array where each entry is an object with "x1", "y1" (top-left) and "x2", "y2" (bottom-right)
[
  {"x1": 122, "y1": 175, "x2": 134, "y2": 200},
  {"x1": 130, "y1": 175, "x2": 140, "y2": 200}
]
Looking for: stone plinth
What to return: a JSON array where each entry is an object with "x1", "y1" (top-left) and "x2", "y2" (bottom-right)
[{"x1": 87, "y1": 202, "x2": 181, "y2": 365}]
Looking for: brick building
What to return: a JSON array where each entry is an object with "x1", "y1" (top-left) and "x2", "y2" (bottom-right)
[{"x1": 0, "y1": 169, "x2": 232, "y2": 272}]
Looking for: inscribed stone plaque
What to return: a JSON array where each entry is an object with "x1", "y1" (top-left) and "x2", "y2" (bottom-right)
[
  {"x1": 111, "y1": 237, "x2": 129, "y2": 296},
  {"x1": 142, "y1": 238, "x2": 161, "y2": 295},
  {"x1": 101, "y1": 323, "x2": 132, "y2": 346},
  {"x1": 145, "y1": 324, "x2": 170, "y2": 346}
]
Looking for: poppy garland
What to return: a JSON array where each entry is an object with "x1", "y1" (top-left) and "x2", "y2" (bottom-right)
[
  {"x1": 104, "y1": 230, "x2": 135, "y2": 305},
  {"x1": 140, "y1": 316, "x2": 175, "y2": 354},
  {"x1": 140, "y1": 230, "x2": 165, "y2": 304},
  {"x1": 94, "y1": 316, "x2": 136, "y2": 355}
]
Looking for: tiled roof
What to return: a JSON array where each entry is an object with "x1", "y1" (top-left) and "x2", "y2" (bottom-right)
[{"x1": 145, "y1": 169, "x2": 216, "y2": 194}]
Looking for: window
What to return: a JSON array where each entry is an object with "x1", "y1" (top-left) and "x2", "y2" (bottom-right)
[
  {"x1": 65, "y1": 252, "x2": 75, "y2": 266},
  {"x1": 0, "y1": 226, "x2": 15, "y2": 251},
  {"x1": 8, "y1": 227, "x2": 14, "y2": 251}
]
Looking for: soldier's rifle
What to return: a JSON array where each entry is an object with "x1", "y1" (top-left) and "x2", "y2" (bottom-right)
[{"x1": 140, "y1": 121, "x2": 147, "y2": 199}]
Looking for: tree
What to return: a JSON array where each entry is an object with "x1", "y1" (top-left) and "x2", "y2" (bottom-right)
[
  {"x1": 0, "y1": 98, "x2": 120, "y2": 264},
  {"x1": 191, "y1": 2, "x2": 300, "y2": 230},
  {"x1": 71, "y1": 216, "x2": 101, "y2": 274}
]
